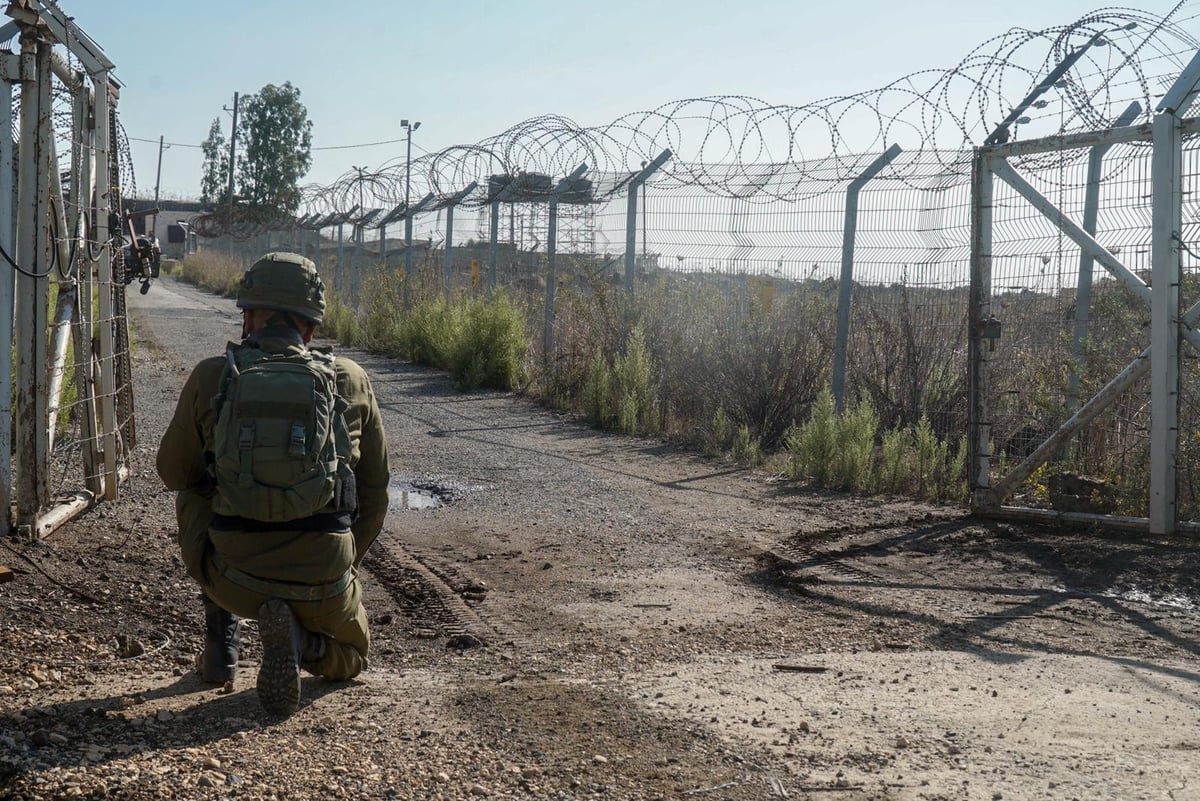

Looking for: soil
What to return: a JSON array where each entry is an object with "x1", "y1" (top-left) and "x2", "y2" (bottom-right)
[{"x1": 2, "y1": 275, "x2": 1200, "y2": 800}]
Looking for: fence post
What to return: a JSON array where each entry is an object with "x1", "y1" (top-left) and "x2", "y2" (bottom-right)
[
  {"x1": 489, "y1": 178, "x2": 517, "y2": 293},
  {"x1": 968, "y1": 152, "x2": 996, "y2": 512},
  {"x1": 379, "y1": 223, "x2": 387, "y2": 271},
  {"x1": 544, "y1": 164, "x2": 588, "y2": 367},
  {"x1": 1148, "y1": 54, "x2": 1200, "y2": 534},
  {"x1": 398, "y1": 193, "x2": 433, "y2": 310},
  {"x1": 0, "y1": 55, "x2": 14, "y2": 526},
  {"x1": 442, "y1": 181, "x2": 478, "y2": 300},
  {"x1": 335, "y1": 221, "x2": 345, "y2": 300},
  {"x1": 623, "y1": 149, "x2": 672, "y2": 297},
  {"x1": 831, "y1": 143, "x2": 902, "y2": 413},
  {"x1": 404, "y1": 203, "x2": 415, "y2": 308},
  {"x1": 14, "y1": 33, "x2": 53, "y2": 528},
  {"x1": 1068, "y1": 102, "x2": 1142, "y2": 417}
]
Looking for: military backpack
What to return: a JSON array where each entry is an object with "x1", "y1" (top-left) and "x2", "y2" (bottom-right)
[{"x1": 209, "y1": 342, "x2": 356, "y2": 525}]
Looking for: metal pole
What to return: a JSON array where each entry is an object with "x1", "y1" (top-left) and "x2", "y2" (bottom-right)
[
  {"x1": 1150, "y1": 108, "x2": 1182, "y2": 534},
  {"x1": 622, "y1": 150, "x2": 672, "y2": 296},
  {"x1": 544, "y1": 165, "x2": 588, "y2": 367},
  {"x1": 336, "y1": 221, "x2": 344, "y2": 298},
  {"x1": 444, "y1": 203, "x2": 455, "y2": 300},
  {"x1": 489, "y1": 199, "x2": 500, "y2": 292},
  {"x1": 226, "y1": 91, "x2": 238, "y2": 222},
  {"x1": 1068, "y1": 102, "x2": 1142, "y2": 415},
  {"x1": 70, "y1": 77, "x2": 99, "y2": 495},
  {"x1": 14, "y1": 33, "x2": 53, "y2": 527},
  {"x1": 93, "y1": 71, "x2": 118, "y2": 500},
  {"x1": 544, "y1": 196, "x2": 558, "y2": 366},
  {"x1": 402, "y1": 120, "x2": 420, "y2": 309},
  {"x1": 968, "y1": 152, "x2": 995, "y2": 512},
  {"x1": 0, "y1": 65, "x2": 14, "y2": 527},
  {"x1": 152, "y1": 134, "x2": 164, "y2": 240},
  {"x1": 831, "y1": 143, "x2": 902, "y2": 413},
  {"x1": 380, "y1": 223, "x2": 387, "y2": 270}
]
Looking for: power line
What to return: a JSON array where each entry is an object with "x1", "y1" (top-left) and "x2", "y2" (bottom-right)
[
  {"x1": 127, "y1": 134, "x2": 410, "y2": 152},
  {"x1": 127, "y1": 136, "x2": 202, "y2": 149}
]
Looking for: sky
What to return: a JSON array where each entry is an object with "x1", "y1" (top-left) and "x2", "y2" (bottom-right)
[{"x1": 59, "y1": 0, "x2": 1200, "y2": 202}]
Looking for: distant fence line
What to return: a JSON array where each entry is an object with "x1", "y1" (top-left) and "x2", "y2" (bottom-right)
[{"x1": 186, "y1": 7, "x2": 1200, "y2": 529}]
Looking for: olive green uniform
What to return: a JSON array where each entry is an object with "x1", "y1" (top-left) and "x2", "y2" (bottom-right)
[{"x1": 157, "y1": 333, "x2": 389, "y2": 680}]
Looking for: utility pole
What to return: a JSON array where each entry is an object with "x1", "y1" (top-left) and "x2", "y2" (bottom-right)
[
  {"x1": 401, "y1": 119, "x2": 420, "y2": 307},
  {"x1": 225, "y1": 92, "x2": 239, "y2": 224},
  {"x1": 152, "y1": 135, "x2": 166, "y2": 242}
]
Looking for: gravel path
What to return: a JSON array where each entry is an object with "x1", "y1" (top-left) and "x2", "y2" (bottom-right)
[{"x1": 1, "y1": 275, "x2": 1199, "y2": 800}]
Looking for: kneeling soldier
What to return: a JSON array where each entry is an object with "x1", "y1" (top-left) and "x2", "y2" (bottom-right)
[{"x1": 157, "y1": 252, "x2": 390, "y2": 716}]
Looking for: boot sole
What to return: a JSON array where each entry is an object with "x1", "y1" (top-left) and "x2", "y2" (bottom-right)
[{"x1": 257, "y1": 600, "x2": 300, "y2": 716}]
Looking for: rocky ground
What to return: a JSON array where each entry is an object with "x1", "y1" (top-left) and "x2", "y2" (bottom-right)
[{"x1": 1, "y1": 275, "x2": 1199, "y2": 800}]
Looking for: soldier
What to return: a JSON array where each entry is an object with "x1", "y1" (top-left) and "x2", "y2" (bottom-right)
[{"x1": 157, "y1": 252, "x2": 390, "y2": 716}]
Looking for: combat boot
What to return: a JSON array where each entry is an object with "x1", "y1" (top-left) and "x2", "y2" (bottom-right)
[
  {"x1": 200, "y1": 596, "x2": 240, "y2": 683},
  {"x1": 256, "y1": 599, "x2": 327, "y2": 716}
]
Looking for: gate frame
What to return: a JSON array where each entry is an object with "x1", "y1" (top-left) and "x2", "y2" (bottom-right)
[{"x1": 968, "y1": 51, "x2": 1200, "y2": 535}]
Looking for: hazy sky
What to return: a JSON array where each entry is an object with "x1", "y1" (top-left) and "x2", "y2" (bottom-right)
[{"x1": 61, "y1": 0, "x2": 1200, "y2": 200}]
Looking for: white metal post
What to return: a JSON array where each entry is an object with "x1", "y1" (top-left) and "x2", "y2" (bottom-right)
[
  {"x1": 831, "y1": 143, "x2": 902, "y2": 413},
  {"x1": 623, "y1": 150, "x2": 672, "y2": 296},
  {"x1": 1068, "y1": 102, "x2": 1142, "y2": 414},
  {"x1": 0, "y1": 61, "x2": 14, "y2": 528},
  {"x1": 1149, "y1": 110, "x2": 1182, "y2": 534},
  {"x1": 544, "y1": 165, "x2": 587, "y2": 367},
  {"x1": 968, "y1": 153, "x2": 995, "y2": 510},
  {"x1": 93, "y1": 71, "x2": 119, "y2": 500},
  {"x1": 71, "y1": 79, "x2": 99, "y2": 494},
  {"x1": 14, "y1": 33, "x2": 52, "y2": 527}
]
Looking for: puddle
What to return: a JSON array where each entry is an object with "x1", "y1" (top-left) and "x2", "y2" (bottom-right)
[{"x1": 388, "y1": 477, "x2": 471, "y2": 511}]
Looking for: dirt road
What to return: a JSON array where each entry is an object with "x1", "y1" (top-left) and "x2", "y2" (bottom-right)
[{"x1": 2, "y1": 275, "x2": 1200, "y2": 800}]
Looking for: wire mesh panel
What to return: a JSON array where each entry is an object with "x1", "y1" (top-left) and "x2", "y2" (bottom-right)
[{"x1": 969, "y1": 128, "x2": 1200, "y2": 522}]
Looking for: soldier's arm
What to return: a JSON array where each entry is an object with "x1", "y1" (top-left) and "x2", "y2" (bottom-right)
[
  {"x1": 157, "y1": 359, "x2": 222, "y2": 491},
  {"x1": 339, "y1": 360, "x2": 390, "y2": 564}
]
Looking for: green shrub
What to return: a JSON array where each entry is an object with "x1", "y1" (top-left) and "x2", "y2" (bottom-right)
[
  {"x1": 323, "y1": 295, "x2": 361, "y2": 346},
  {"x1": 448, "y1": 292, "x2": 527, "y2": 391},
  {"x1": 399, "y1": 295, "x2": 459, "y2": 368},
  {"x1": 914, "y1": 414, "x2": 950, "y2": 501},
  {"x1": 786, "y1": 389, "x2": 838, "y2": 486},
  {"x1": 836, "y1": 398, "x2": 877, "y2": 491},
  {"x1": 179, "y1": 252, "x2": 243, "y2": 296},
  {"x1": 611, "y1": 325, "x2": 657, "y2": 434},
  {"x1": 731, "y1": 424, "x2": 761, "y2": 465},
  {"x1": 583, "y1": 354, "x2": 615, "y2": 428},
  {"x1": 708, "y1": 405, "x2": 731, "y2": 457},
  {"x1": 877, "y1": 425, "x2": 914, "y2": 494}
]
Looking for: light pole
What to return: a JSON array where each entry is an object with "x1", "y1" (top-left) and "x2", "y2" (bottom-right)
[
  {"x1": 352, "y1": 163, "x2": 366, "y2": 249},
  {"x1": 401, "y1": 119, "x2": 420, "y2": 307},
  {"x1": 347, "y1": 165, "x2": 369, "y2": 303}
]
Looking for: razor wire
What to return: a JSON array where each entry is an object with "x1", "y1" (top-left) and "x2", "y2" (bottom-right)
[{"x1": 259, "y1": 6, "x2": 1198, "y2": 223}]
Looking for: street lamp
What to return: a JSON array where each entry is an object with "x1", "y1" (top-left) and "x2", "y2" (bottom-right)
[{"x1": 401, "y1": 119, "x2": 421, "y2": 306}]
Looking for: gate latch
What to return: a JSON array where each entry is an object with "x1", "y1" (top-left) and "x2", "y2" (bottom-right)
[{"x1": 978, "y1": 316, "x2": 1002, "y2": 351}]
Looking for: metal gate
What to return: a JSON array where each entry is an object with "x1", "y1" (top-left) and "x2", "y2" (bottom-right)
[{"x1": 969, "y1": 52, "x2": 1200, "y2": 535}]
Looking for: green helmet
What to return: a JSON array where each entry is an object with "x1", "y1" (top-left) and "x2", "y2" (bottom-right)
[{"x1": 236, "y1": 252, "x2": 326, "y2": 324}]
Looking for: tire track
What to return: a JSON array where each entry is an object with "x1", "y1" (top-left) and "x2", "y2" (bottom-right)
[{"x1": 361, "y1": 540, "x2": 496, "y2": 648}]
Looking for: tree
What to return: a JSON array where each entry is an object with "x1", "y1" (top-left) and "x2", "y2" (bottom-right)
[
  {"x1": 236, "y1": 82, "x2": 313, "y2": 216},
  {"x1": 199, "y1": 117, "x2": 229, "y2": 208}
]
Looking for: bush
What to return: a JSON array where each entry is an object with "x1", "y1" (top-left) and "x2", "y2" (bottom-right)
[
  {"x1": 612, "y1": 325, "x2": 657, "y2": 435},
  {"x1": 583, "y1": 355, "x2": 615, "y2": 428},
  {"x1": 448, "y1": 292, "x2": 527, "y2": 391},
  {"x1": 877, "y1": 426, "x2": 914, "y2": 495},
  {"x1": 836, "y1": 398, "x2": 877, "y2": 491},
  {"x1": 786, "y1": 389, "x2": 838, "y2": 486},
  {"x1": 179, "y1": 252, "x2": 244, "y2": 297}
]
